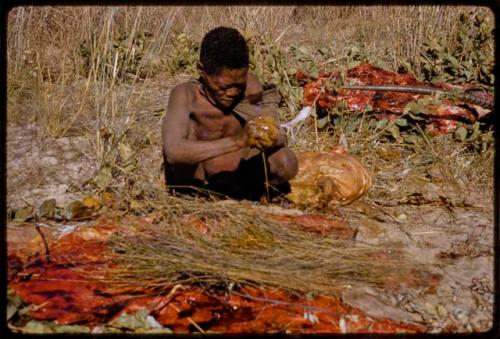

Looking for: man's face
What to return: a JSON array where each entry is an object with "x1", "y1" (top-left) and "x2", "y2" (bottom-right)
[{"x1": 201, "y1": 67, "x2": 248, "y2": 110}]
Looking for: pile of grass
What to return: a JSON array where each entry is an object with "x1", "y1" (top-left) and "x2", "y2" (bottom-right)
[{"x1": 103, "y1": 194, "x2": 425, "y2": 295}]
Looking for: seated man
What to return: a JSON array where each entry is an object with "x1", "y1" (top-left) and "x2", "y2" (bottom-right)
[{"x1": 162, "y1": 26, "x2": 298, "y2": 201}]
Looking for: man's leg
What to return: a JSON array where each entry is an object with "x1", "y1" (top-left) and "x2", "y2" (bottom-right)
[
  {"x1": 267, "y1": 148, "x2": 299, "y2": 186},
  {"x1": 235, "y1": 147, "x2": 298, "y2": 200},
  {"x1": 204, "y1": 147, "x2": 298, "y2": 201},
  {"x1": 163, "y1": 155, "x2": 209, "y2": 196}
]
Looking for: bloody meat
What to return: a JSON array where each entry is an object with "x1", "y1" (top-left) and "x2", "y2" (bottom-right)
[
  {"x1": 8, "y1": 217, "x2": 426, "y2": 333},
  {"x1": 297, "y1": 63, "x2": 493, "y2": 135}
]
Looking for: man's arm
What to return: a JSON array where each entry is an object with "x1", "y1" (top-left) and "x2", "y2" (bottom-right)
[
  {"x1": 162, "y1": 84, "x2": 247, "y2": 166},
  {"x1": 235, "y1": 74, "x2": 288, "y2": 148},
  {"x1": 275, "y1": 128, "x2": 288, "y2": 148}
]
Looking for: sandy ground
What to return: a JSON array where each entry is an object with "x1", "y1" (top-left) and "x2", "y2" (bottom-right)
[{"x1": 6, "y1": 75, "x2": 495, "y2": 333}]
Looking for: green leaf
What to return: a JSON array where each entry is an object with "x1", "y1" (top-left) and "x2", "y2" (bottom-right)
[
  {"x1": 18, "y1": 304, "x2": 34, "y2": 317},
  {"x1": 467, "y1": 122, "x2": 481, "y2": 141},
  {"x1": 118, "y1": 142, "x2": 134, "y2": 163},
  {"x1": 413, "y1": 101, "x2": 427, "y2": 114},
  {"x1": 446, "y1": 55, "x2": 460, "y2": 70},
  {"x1": 305, "y1": 291, "x2": 317, "y2": 300},
  {"x1": 94, "y1": 166, "x2": 113, "y2": 189},
  {"x1": 108, "y1": 309, "x2": 162, "y2": 331},
  {"x1": 375, "y1": 119, "x2": 388, "y2": 129},
  {"x1": 19, "y1": 320, "x2": 90, "y2": 333},
  {"x1": 388, "y1": 124, "x2": 403, "y2": 142},
  {"x1": 319, "y1": 47, "x2": 329, "y2": 56},
  {"x1": 403, "y1": 102, "x2": 415, "y2": 114},
  {"x1": 404, "y1": 135, "x2": 419, "y2": 144},
  {"x1": 316, "y1": 116, "x2": 330, "y2": 129},
  {"x1": 64, "y1": 200, "x2": 92, "y2": 220},
  {"x1": 348, "y1": 46, "x2": 360, "y2": 56},
  {"x1": 454, "y1": 126, "x2": 468, "y2": 141},
  {"x1": 7, "y1": 289, "x2": 23, "y2": 321},
  {"x1": 14, "y1": 206, "x2": 35, "y2": 222},
  {"x1": 54, "y1": 325, "x2": 91, "y2": 333},
  {"x1": 37, "y1": 199, "x2": 56, "y2": 219},
  {"x1": 298, "y1": 46, "x2": 309, "y2": 56},
  {"x1": 93, "y1": 326, "x2": 123, "y2": 333},
  {"x1": 408, "y1": 112, "x2": 426, "y2": 121},
  {"x1": 144, "y1": 328, "x2": 174, "y2": 333},
  {"x1": 307, "y1": 64, "x2": 319, "y2": 79},
  {"x1": 395, "y1": 118, "x2": 408, "y2": 127},
  {"x1": 399, "y1": 61, "x2": 414, "y2": 73},
  {"x1": 20, "y1": 320, "x2": 55, "y2": 334},
  {"x1": 348, "y1": 60, "x2": 361, "y2": 69},
  {"x1": 480, "y1": 131, "x2": 494, "y2": 144}
]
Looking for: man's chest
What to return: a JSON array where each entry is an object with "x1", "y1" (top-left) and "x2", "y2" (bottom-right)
[{"x1": 188, "y1": 101, "x2": 244, "y2": 141}]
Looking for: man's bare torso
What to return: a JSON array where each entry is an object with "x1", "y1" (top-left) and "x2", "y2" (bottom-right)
[{"x1": 175, "y1": 75, "x2": 262, "y2": 181}]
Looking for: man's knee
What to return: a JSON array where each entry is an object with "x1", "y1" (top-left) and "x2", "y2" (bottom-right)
[{"x1": 268, "y1": 148, "x2": 298, "y2": 182}]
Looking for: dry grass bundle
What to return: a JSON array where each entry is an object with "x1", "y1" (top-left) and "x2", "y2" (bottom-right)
[{"x1": 103, "y1": 195, "x2": 424, "y2": 295}]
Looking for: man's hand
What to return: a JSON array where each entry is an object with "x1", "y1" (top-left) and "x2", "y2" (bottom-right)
[{"x1": 244, "y1": 116, "x2": 279, "y2": 150}]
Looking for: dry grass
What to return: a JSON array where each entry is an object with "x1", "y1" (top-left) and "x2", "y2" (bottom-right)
[
  {"x1": 103, "y1": 195, "x2": 425, "y2": 295},
  {"x1": 7, "y1": 6, "x2": 493, "y2": 115}
]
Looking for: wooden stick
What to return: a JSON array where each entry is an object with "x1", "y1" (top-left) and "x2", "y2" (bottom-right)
[
  {"x1": 35, "y1": 224, "x2": 51, "y2": 263},
  {"x1": 261, "y1": 152, "x2": 271, "y2": 204}
]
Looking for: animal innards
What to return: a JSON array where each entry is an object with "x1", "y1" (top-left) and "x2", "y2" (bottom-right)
[{"x1": 6, "y1": 5, "x2": 496, "y2": 335}]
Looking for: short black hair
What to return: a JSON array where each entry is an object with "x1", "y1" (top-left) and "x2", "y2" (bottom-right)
[{"x1": 200, "y1": 26, "x2": 249, "y2": 75}]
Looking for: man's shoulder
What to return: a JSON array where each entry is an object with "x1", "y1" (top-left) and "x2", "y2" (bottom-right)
[
  {"x1": 246, "y1": 73, "x2": 263, "y2": 94},
  {"x1": 234, "y1": 73, "x2": 280, "y2": 122},
  {"x1": 244, "y1": 73, "x2": 264, "y2": 104},
  {"x1": 171, "y1": 79, "x2": 199, "y2": 93},
  {"x1": 169, "y1": 79, "x2": 200, "y2": 102}
]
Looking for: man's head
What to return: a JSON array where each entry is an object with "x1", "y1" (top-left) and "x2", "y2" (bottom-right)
[{"x1": 198, "y1": 27, "x2": 249, "y2": 110}]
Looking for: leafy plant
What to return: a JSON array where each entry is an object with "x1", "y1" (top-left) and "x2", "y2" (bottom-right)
[
  {"x1": 91, "y1": 126, "x2": 138, "y2": 192},
  {"x1": 419, "y1": 10, "x2": 494, "y2": 86},
  {"x1": 79, "y1": 31, "x2": 154, "y2": 80},
  {"x1": 247, "y1": 34, "x2": 305, "y2": 114},
  {"x1": 288, "y1": 45, "x2": 319, "y2": 79},
  {"x1": 165, "y1": 32, "x2": 199, "y2": 75},
  {"x1": 344, "y1": 45, "x2": 369, "y2": 69}
]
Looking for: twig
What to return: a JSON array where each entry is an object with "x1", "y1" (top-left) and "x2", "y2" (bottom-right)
[
  {"x1": 150, "y1": 284, "x2": 184, "y2": 313},
  {"x1": 368, "y1": 202, "x2": 416, "y2": 242},
  {"x1": 261, "y1": 152, "x2": 271, "y2": 203},
  {"x1": 168, "y1": 303, "x2": 206, "y2": 334},
  {"x1": 35, "y1": 224, "x2": 51, "y2": 263},
  {"x1": 311, "y1": 73, "x2": 336, "y2": 151},
  {"x1": 411, "y1": 231, "x2": 440, "y2": 235}
]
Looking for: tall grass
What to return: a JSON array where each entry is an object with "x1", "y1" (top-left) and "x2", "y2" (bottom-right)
[
  {"x1": 7, "y1": 5, "x2": 493, "y2": 123},
  {"x1": 6, "y1": 5, "x2": 494, "y2": 198}
]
